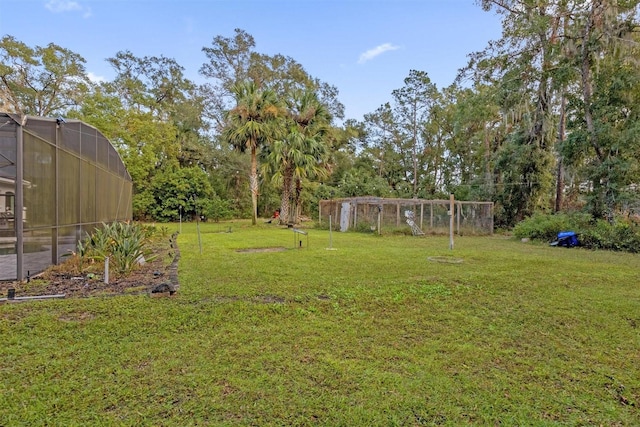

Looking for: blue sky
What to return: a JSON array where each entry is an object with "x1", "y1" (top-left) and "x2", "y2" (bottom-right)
[{"x1": 0, "y1": 0, "x2": 503, "y2": 122}]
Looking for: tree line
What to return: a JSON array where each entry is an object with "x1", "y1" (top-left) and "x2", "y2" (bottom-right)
[{"x1": 1, "y1": 0, "x2": 639, "y2": 228}]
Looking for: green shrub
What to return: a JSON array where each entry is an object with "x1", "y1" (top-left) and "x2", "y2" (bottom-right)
[
  {"x1": 580, "y1": 220, "x2": 640, "y2": 253},
  {"x1": 76, "y1": 222, "x2": 157, "y2": 276},
  {"x1": 109, "y1": 222, "x2": 155, "y2": 274},
  {"x1": 512, "y1": 213, "x2": 581, "y2": 241},
  {"x1": 515, "y1": 213, "x2": 640, "y2": 253},
  {"x1": 201, "y1": 196, "x2": 234, "y2": 222}
]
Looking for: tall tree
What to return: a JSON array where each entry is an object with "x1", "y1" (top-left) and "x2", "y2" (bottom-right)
[
  {"x1": 224, "y1": 81, "x2": 282, "y2": 225},
  {"x1": 73, "y1": 52, "x2": 208, "y2": 220},
  {"x1": 446, "y1": 84, "x2": 503, "y2": 200},
  {"x1": 200, "y1": 28, "x2": 344, "y2": 131},
  {"x1": 362, "y1": 103, "x2": 408, "y2": 194},
  {"x1": 106, "y1": 50, "x2": 197, "y2": 118},
  {"x1": 0, "y1": 35, "x2": 91, "y2": 116},
  {"x1": 463, "y1": 0, "x2": 569, "y2": 225},
  {"x1": 201, "y1": 28, "x2": 345, "y2": 221},
  {"x1": 74, "y1": 90, "x2": 179, "y2": 218},
  {"x1": 263, "y1": 89, "x2": 331, "y2": 224},
  {"x1": 563, "y1": 0, "x2": 640, "y2": 221},
  {"x1": 465, "y1": 0, "x2": 640, "y2": 225},
  {"x1": 391, "y1": 70, "x2": 439, "y2": 197}
]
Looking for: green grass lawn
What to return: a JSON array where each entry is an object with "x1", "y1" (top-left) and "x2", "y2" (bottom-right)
[{"x1": 1, "y1": 220, "x2": 639, "y2": 426}]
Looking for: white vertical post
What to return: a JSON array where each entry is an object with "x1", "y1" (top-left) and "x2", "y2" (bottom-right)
[{"x1": 104, "y1": 257, "x2": 109, "y2": 284}]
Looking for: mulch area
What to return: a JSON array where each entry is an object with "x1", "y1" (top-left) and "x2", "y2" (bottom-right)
[{"x1": 0, "y1": 235, "x2": 180, "y2": 300}]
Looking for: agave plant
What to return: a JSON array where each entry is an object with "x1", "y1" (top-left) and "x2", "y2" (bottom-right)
[
  {"x1": 109, "y1": 222, "x2": 156, "y2": 275},
  {"x1": 86, "y1": 223, "x2": 115, "y2": 261},
  {"x1": 74, "y1": 222, "x2": 157, "y2": 276}
]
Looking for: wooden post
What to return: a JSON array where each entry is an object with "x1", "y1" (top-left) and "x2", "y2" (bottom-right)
[
  {"x1": 449, "y1": 194, "x2": 454, "y2": 250},
  {"x1": 353, "y1": 202, "x2": 358, "y2": 229},
  {"x1": 457, "y1": 201, "x2": 461, "y2": 235},
  {"x1": 490, "y1": 203, "x2": 494, "y2": 235},
  {"x1": 430, "y1": 203, "x2": 433, "y2": 229}
]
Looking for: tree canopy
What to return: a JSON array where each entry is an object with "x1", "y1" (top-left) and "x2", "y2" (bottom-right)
[{"x1": 2, "y1": 9, "x2": 639, "y2": 226}]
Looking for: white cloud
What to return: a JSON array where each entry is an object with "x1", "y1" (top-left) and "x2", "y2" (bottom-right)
[
  {"x1": 358, "y1": 43, "x2": 400, "y2": 64},
  {"x1": 87, "y1": 72, "x2": 106, "y2": 83},
  {"x1": 45, "y1": 0, "x2": 92, "y2": 18},
  {"x1": 45, "y1": 0, "x2": 81, "y2": 12}
]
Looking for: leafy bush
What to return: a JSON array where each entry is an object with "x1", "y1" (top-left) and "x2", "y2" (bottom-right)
[
  {"x1": 146, "y1": 166, "x2": 219, "y2": 222},
  {"x1": 76, "y1": 222, "x2": 157, "y2": 275},
  {"x1": 579, "y1": 220, "x2": 640, "y2": 253},
  {"x1": 512, "y1": 213, "x2": 586, "y2": 241},
  {"x1": 514, "y1": 213, "x2": 640, "y2": 253},
  {"x1": 108, "y1": 222, "x2": 156, "y2": 274},
  {"x1": 200, "y1": 196, "x2": 234, "y2": 222}
]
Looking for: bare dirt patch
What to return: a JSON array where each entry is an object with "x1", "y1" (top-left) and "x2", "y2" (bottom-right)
[{"x1": 235, "y1": 247, "x2": 287, "y2": 253}]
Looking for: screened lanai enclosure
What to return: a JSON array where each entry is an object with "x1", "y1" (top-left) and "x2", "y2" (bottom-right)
[
  {"x1": 0, "y1": 113, "x2": 132, "y2": 281},
  {"x1": 319, "y1": 197, "x2": 493, "y2": 235}
]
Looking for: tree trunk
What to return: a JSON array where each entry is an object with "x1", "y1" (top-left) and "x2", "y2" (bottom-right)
[
  {"x1": 412, "y1": 100, "x2": 419, "y2": 197},
  {"x1": 412, "y1": 147, "x2": 418, "y2": 197},
  {"x1": 555, "y1": 94, "x2": 566, "y2": 212},
  {"x1": 580, "y1": 3, "x2": 613, "y2": 222},
  {"x1": 580, "y1": 14, "x2": 603, "y2": 161},
  {"x1": 279, "y1": 168, "x2": 293, "y2": 224},
  {"x1": 555, "y1": 159, "x2": 565, "y2": 212},
  {"x1": 250, "y1": 144, "x2": 258, "y2": 225},
  {"x1": 484, "y1": 127, "x2": 493, "y2": 195},
  {"x1": 294, "y1": 177, "x2": 302, "y2": 224}
]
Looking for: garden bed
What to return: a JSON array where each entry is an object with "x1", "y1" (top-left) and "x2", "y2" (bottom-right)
[{"x1": 0, "y1": 237, "x2": 178, "y2": 299}]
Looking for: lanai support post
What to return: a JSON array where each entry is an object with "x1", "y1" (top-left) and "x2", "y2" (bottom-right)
[{"x1": 16, "y1": 120, "x2": 24, "y2": 281}]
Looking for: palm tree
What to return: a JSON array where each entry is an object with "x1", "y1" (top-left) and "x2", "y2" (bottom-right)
[
  {"x1": 261, "y1": 135, "x2": 294, "y2": 224},
  {"x1": 224, "y1": 81, "x2": 281, "y2": 224},
  {"x1": 263, "y1": 89, "x2": 331, "y2": 224}
]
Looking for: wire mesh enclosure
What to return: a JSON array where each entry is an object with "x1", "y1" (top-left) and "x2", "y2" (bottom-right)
[
  {"x1": 318, "y1": 197, "x2": 493, "y2": 235},
  {"x1": 0, "y1": 113, "x2": 132, "y2": 280}
]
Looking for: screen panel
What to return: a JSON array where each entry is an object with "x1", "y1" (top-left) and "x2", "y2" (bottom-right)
[
  {"x1": 58, "y1": 150, "x2": 80, "y2": 225},
  {"x1": 23, "y1": 134, "x2": 55, "y2": 228}
]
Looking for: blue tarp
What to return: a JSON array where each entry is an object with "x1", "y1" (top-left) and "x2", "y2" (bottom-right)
[{"x1": 551, "y1": 231, "x2": 579, "y2": 247}]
